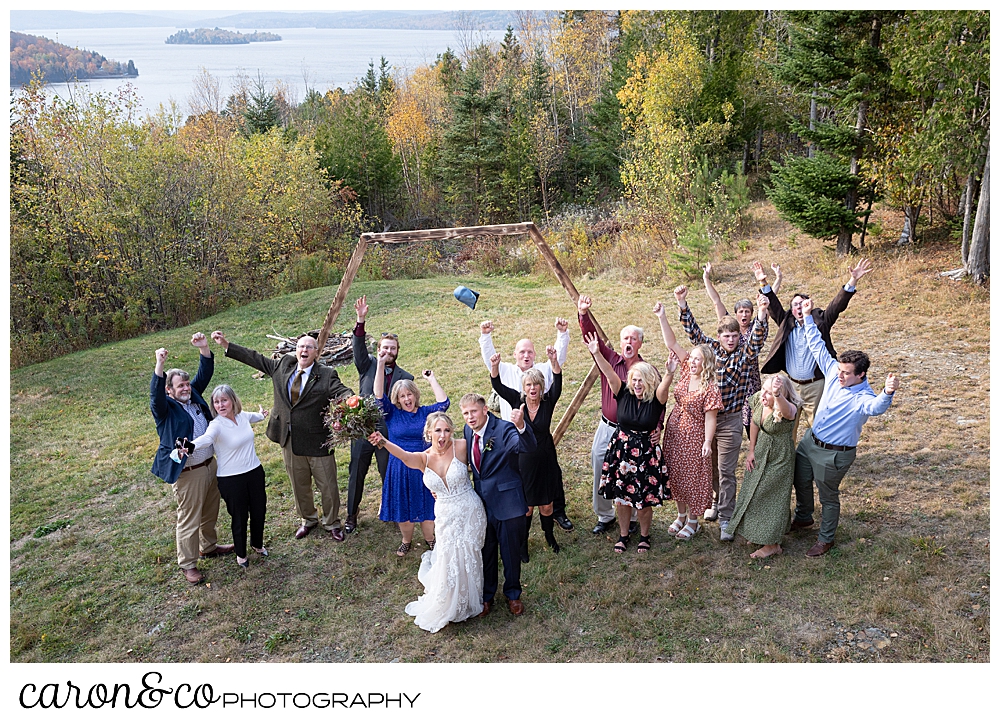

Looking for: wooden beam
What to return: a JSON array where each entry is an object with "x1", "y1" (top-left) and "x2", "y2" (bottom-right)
[
  {"x1": 552, "y1": 362, "x2": 601, "y2": 446},
  {"x1": 361, "y1": 222, "x2": 535, "y2": 244},
  {"x1": 526, "y1": 223, "x2": 580, "y2": 303},
  {"x1": 316, "y1": 237, "x2": 368, "y2": 353}
]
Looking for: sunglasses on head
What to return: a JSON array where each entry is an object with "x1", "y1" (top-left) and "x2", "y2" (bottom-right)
[{"x1": 380, "y1": 333, "x2": 398, "y2": 340}]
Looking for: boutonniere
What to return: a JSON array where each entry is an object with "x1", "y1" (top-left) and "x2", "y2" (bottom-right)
[{"x1": 483, "y1": 438, "x2": 495, "y2": 452}]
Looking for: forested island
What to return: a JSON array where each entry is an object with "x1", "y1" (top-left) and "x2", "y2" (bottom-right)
[
  {"x1": 10, "y1": 31, "x2": 137, "y2": 84},
  {"x1": 165, "y1": 28, "x2": 281, "y2": 44}
]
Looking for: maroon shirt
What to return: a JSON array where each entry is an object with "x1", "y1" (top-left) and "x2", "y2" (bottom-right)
[{"x1": 579, "y1": 312, "x2": 642, "y2": 425}]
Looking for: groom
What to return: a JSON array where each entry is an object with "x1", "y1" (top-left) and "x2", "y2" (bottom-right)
[{"x1": 460, "y1": 393, "x2": 536, "y2": 617}]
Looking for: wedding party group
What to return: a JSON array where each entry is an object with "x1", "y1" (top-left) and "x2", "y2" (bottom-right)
[{"x1": 149, "y1": 259, "x2": 898, "y2": 633}]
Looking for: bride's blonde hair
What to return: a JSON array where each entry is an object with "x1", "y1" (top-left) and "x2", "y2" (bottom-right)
[{"x1": 423, "y1": 411, "x2": 455, "y2": 443}]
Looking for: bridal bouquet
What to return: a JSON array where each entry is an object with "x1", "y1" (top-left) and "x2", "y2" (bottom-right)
[{"x1": 324, "y1": 394, "x2": 383, "y2": 448}]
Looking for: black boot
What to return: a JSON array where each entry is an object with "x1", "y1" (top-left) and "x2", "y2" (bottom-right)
[
  {"x1": 540, "y1": 514, "x2": 560, "y2": 553},
  {"x1": 520, "y1": 512, "x2": 532, "y2": 563}
]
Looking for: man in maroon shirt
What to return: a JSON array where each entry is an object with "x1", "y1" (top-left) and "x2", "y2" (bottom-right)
[{"x1": 578, "y1": 294, "x2": 644, "y2": 535}]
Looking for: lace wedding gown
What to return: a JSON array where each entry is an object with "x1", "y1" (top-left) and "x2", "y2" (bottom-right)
[{"x1": 404, "y1": 456, "x2": 487, "y2": 632}]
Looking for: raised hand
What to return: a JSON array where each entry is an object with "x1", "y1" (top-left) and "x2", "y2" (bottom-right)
[
  {"x1": 666, "y1": 350, "x2": 679, "y2": 374},
  {"x1": 673, "y1": 285, "x2": 688, "y2": 305},
  {"x1": 545, "y1": 344, "x2": 557, "y2": 362},
  {"x1": 577, "y1": 294, "x2": 592, "y2": 315},
  {"x1": 155, "y1": 347, "x2": 168, "y2": 365},
  {"x1": 752, "y1": 260, "x2": 767, "y2": 284},
  {"x1": 849, "y1": 258, "x2": 873, "y2": 285},
  {"x1": 554, "y1": 317, "x2": 569, "y2": 333},
  {"x1": 211, "y1": 330, "x2": 229, "y2": 349},
  {"x1": 772, "y1": 375, "x2": 784, "y2": 396},
  {"x1": 757, "y1": 294, "x2": 770, "y2": 312},
  {"x1": 480, "y1": 319, "x2": 494, "y2": 335},
  {"x1": 770, "y1": 262, "x2": 781, "y2": 276},
  {"x1": 652, "y1": 301, "x2": 666, "y2": 318},
  {"x1": 583, "y1": 332, "x2": 600, "y2": 356},
  {"x1": 884, "y1": 372, "x2": 899, "y2": 394},
  {"x1": 510, "y1": 403, "x2": 526, "y2": 429},
  {"x1": 191, "y1": 332, "x2": 208, "y2": 349},
  {"x1": 377, "y1": 347, "x2": 391, "y2": 363},
  {"x1": 489, "y1": 352, "x2": 501, "y2": 375},
  {"x1": 422, "y1": 369, "x2": 435, "y2": 380},
  {"x1": 703, "y1": 261, "x2": 713, "y2": 279},
  {"x1": 801, "y1": 297, "x2": 814, "y2": 315},
  {"x1": 354, "y1": 295, "x2": 369, "y2": 322}
]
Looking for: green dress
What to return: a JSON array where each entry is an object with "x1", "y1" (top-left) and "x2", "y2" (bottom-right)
[{"x1": 728, "y1": 392, "x2": 797, "y2": 546}]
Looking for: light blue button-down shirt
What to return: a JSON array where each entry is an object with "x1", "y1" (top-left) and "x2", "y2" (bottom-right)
[
  {"x1": 804, "y1": 315, "x2": 893, "y2": 447},
  {"x1": 768, "y1": 282, "x2": 856, "y2": 381}
]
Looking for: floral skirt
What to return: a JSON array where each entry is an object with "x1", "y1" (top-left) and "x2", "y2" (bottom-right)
[{"x1": 599, "y1": 428, "x2": 670, "y2": 509}]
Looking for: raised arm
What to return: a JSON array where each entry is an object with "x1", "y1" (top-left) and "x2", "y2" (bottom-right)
[
  {"x1": 368, "y1": 431, "x2": 427, "y2": 472},
  {"x1": 213, "y1": 331, "x2": 279, "y2": 377},
  {"x1": 478, "y1": 319, "x2": 498, "y2": 371},
  {"x1": 859, "y1": 373, "x2": 898, "y2": 416},
  {"x1": 584, "y1": 332, "x2": 621, "y2": 396},
  {"x1": 675, "y1": 285, "x2": 714, "y2": 348},
  {"x1": 800, "y1": 299, "x2": 837, "y2": 377},
  {"x1": 770, "y1": 377, "x2": 797, "y2": 421},
  {"x1": 770, "y1": 263, "x2": 783, "y2": 295},
  {"x1": 189, "y1": 333, "x2": 214, "y2": 394},
  {"x1": 754, "y1": 262, "x2": 787, "y2": 325},
  {"x1": 553, "y1": 317, "x2": 570, "y2": 366},
  {"x1": 150, "y1": 347, "x2": 170, "y2": 420},
  {"x1": 373, "y1": 350, "x2": 388, "y2": 399},
  {"x1": 822, "y1": 258, "x2": 868, "y2": 328},
  {"x1": 491, "y1": 372, "x2": 523, "y2": 411},
  {"x1": 653, "y1": 301, "x2": 689, "y2": 362},
  {"x1": 423, "y1": 369, "x2": 447, "y2": 403},
  {"x1": 655, "y1": 355, "x2": 677, "y2": 404},
  {"x1": 702, "y1": 263, "x2": 728, "y2": 321},
  {"x1": 353, "y1": 295, "x2": 373, "y2": 376}
]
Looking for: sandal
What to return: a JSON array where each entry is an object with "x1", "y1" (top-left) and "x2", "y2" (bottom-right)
[
  {"x1": 667, "y1": 515, "x2": 687, "y2": 536},
  {"x1": 396, "y1": 541, "x2": 412, "y2": 557},
  {"x1": 676, "y1": 520, "x2": 699, "y2": 541},
  {"x1": 424, "y1": 538, "x2": 435, "y2": 551},
  {"x1": 637, "y1": 535, "x2": 651, "y2": 553},
  {"x1": 613, "y1": 535, "x2": 630, "y2": 554}
]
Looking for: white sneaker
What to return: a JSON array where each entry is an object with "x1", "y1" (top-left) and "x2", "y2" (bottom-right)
[
  {"x1": 719, "y1": 520, "x2": 735, "y2": 542},
  {"x1": 704, "y1": 505, "x2": 718, "y2": 521}
]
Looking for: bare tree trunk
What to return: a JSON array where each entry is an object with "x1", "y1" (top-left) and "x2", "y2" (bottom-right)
[{"x1": 966, "y1": 142, "x2": 989, "y2": 284}]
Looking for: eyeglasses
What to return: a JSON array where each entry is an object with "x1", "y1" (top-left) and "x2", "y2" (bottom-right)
[
  {"x1": 296, "y1": 343, "x2": 318, "y2": 350},
  {"x1": 380, "y1": 333, "x2": 398, "y2": 340}
]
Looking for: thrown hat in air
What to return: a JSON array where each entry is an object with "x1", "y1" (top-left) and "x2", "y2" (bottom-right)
[{"x1": 453, "y1": 286, "x2": 480, "y2": 310}]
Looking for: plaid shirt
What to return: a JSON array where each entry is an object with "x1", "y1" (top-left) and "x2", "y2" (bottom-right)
[{"x1": 681, "y1": 307, "x2": 767, "y2": 414}]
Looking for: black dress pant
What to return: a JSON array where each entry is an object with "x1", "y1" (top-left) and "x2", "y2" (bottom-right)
[
  {"x1": 347, "y1": 437, "x2": 388, "y2": 517},
  {"x1": 482, "y1": 512, "x2": 528, "y2": 603},
  {"x1": 217, "y1": 464, "x2": 267, "y2": 558}
]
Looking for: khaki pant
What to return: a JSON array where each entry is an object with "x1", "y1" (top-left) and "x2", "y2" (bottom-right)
[
  {"x1": 172, "y1": 457, "x2": 221, "y2": 570},
  {"x1": 712, "y1": 411, "x2": 744, "y2": 523},
  {"x1": 282, "y1": 445, "x2": 341, "y2": 530},
  {"x1": 791, "y1": 377, "x2": 827, "y2": 442}
]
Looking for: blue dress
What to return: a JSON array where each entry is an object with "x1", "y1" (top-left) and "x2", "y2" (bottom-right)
[{"x1": 377, "y1": 397, "x2": 450, "y2": 523}]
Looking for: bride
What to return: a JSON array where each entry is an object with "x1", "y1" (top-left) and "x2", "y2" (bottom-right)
[{"x1": 369, "y1": 412, "x2": 487, "y2": 632}]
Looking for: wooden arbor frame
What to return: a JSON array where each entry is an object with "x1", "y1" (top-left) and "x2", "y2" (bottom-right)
[{"x1": 315, "y1": 222, "x2": 613, "y2": 445}]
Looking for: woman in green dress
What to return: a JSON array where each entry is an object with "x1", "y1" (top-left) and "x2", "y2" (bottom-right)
[{"x1": 728, "y1": 373, "x2": 802, "y2": 558}]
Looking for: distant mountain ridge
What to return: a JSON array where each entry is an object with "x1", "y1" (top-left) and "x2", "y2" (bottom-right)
[{"x1": 11, "y1": 10, "x2": 516, "y2": 31}]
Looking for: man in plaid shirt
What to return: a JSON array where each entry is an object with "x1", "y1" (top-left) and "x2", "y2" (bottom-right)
[{"x1": 675, "y1": 284, "x2": 769, "y2": 541}]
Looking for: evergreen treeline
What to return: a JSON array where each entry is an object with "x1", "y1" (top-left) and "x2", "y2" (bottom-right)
[
  {"x1": 165, "y1": 28, "x2": 282, "y2": 45},
  {"x1": 9, "y1": 11, "x2": 990, "y2": 367},
  {"x1": 10, "y1": 31, "x2": 137, "y2": 84}
]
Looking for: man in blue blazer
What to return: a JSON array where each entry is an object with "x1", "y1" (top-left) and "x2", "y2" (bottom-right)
[
  {"x1": 460, "y1": 393, "x2": 536, "y2": 616},
  {"x1": 150, "y1": 333, "x2": 234, "y2": 585}
]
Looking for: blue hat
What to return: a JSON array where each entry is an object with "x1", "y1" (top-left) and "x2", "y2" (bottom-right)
[{"x1": 453, "y1": 285, "x2": 480, "y2": 310}]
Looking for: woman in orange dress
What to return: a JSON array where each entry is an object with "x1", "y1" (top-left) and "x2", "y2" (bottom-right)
[{"x1": 653, "y1": 301, "x2": 724, "y2": 540}]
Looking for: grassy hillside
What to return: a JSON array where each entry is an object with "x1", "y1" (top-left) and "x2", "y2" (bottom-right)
[{"x1": 9, "y1": 205, "x2": 989, "y2": 663}]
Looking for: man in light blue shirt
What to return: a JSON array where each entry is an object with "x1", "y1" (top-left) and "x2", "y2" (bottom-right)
[{"x1": 792, "y1": 298, "x2": 899, "y2": 557}]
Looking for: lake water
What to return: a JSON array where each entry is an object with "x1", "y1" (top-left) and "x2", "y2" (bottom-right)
[{"x1": 14, "y1": 26, "x2": 504, "y2": 116}]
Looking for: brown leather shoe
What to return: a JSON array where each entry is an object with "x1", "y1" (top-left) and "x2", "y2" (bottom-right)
[
  {"x1": 182, "y1": 568, "x2": 204, "y2": 584},
  {"x1": 200, "y1": 543, "x2": 235, "y2": 558},
  {"x1": 330, "y1": 527, "x2": 346, "y2": 542},
  {"x1": 295, "y1": 524, "x2": 316, "y2": 540},
  {"x1": 478, "y1": 600, "x2": 492, "y2": 618},
  {"x1": 507, "y1": 598, "x2": 525, "y2": 616},
  {"x1": 806, "y1": 541, "x2": 834, "y2": 557},
  {"x1": 790, "y1": 518, "x2": 814, "y2": 531},
  {"x1": 344, "y1": 514, "x2": 358, "y2": 534}
]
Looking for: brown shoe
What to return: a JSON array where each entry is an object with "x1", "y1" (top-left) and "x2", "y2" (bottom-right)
[
  {"x1": 790, "y1": 518, "x2": 814, "y2": 531},
  {"x1": 344, "y1": 514, "x2": 358, "y2": 534},
  {"x1": 806, "y1": 541, "x2": 834, "y2": 557},
  {"x1": 330, "y1": 527, "x2": 346, "y2": 542},
  {"x1": 507, "y1": 598, "x2": 525, "y2": 616},
  {"x1": 182, "y1": 567, "x2": 204, "y2": 584},
  {"x1": 200, "y1": 543, "x2": 235, "y2": 558},
  {"x1": 478, "y1": 600, "x2": 492, "y2": 618},
  {"x1": 295, "y1": 524, "x2": 316, "y2": 540}
]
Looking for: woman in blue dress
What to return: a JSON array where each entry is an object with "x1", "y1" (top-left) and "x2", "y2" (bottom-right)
[{"x1": 374, "y1": 348, "x2": 449, "y2": 556}]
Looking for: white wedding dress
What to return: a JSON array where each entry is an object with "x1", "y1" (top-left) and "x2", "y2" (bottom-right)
[{"x1": 404, "y1": 455, "x2": 487, "y2": 633}]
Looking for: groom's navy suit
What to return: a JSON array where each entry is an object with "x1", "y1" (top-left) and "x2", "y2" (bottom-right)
[{"x1": 465, "y1": 413, "x2": 536, "y2": 603}]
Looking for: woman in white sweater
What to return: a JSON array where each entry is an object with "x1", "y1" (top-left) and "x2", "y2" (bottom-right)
[{"x1": 186, "y1": 384, "x2": 269, "y2": 569}]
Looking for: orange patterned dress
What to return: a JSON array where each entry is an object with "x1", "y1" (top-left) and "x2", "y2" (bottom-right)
[{"x1": 663, "y1": 357, "x2": 724, "y2": 517}]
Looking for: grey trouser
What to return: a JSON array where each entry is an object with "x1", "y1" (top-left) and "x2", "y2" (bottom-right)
[
  {"x1": 712, "y1": 410, "x2": 744, "y2": 523},
  {"x1": 591, "y1": 419, "x2": 637, "y2": 524},
  {"x1": 794, "y1": 432, "x2": 857, "y2": 543}
]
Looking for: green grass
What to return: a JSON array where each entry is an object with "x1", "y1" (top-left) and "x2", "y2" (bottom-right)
[{"x1": 9, "y1": 216, "x2": 991, "y2": 663}]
